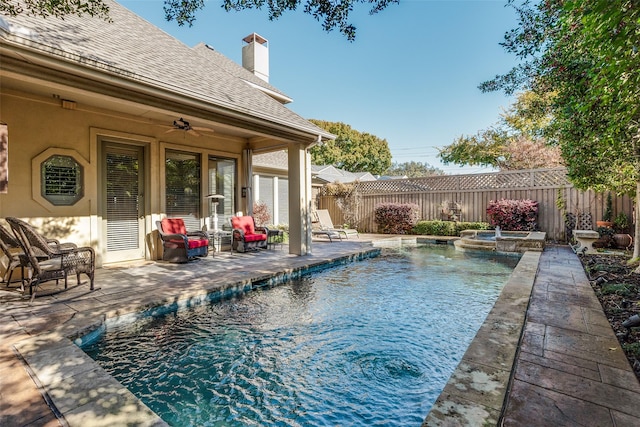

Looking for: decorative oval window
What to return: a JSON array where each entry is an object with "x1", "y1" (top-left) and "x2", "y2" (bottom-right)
[{"x1": 41, "y1": 155, "x2": 84, "y2": 205}]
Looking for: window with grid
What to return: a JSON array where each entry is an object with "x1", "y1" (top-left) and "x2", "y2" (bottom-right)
[{"x1": 41, "y1": 155, "x2": 83, "y2": 205}]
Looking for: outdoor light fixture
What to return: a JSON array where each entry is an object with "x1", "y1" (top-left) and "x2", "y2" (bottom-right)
[{"x1": 206, "y1": 194, "x2": 225, "y2": 231}]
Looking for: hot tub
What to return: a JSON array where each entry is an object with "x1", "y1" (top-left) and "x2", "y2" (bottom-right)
[{"x1": 454, "y1": 229, "x2": 546, "y2": 253}]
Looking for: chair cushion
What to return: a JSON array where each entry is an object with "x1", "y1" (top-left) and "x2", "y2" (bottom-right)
[
  {"x1": 166, "y1": 238, "x2": 208, "y2": 249},
  {"x1": 244, "y1": 233, "x2": 267, "y2": 243},
  {"x1": 39, "y1": 257, "x2": 63, "y2": 271},
  {"x1": 188, "y1": 238, "x2": 209, "y2": 249},
  {"x1": 161, "y1": 218, "x2": 187, "y2": 235},
  {"x1": 231, "y1": 216, "x2": 256, "y2": 235}
]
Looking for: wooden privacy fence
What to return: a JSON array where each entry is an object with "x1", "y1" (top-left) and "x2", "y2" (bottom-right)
[{"x1": 317, "y1": 168, "x2": 635, "y2": 242}]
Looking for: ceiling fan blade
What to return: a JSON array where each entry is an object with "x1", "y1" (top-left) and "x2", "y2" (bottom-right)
[
  {"x1": 187, "y1": 129, "x2": 200, "y2": 137},
  {"x1": 164, "y1": 128, "x2": 178, "y2": 133},
  {"x1": 192, "y1": 126, "x2": 215, "y2": 133}
]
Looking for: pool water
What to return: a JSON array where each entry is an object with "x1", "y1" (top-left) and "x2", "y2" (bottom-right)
[{"x1": 81, "y1": 245, "x2": 520, "y2": 426}]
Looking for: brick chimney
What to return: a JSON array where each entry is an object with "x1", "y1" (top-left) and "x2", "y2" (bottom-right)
[{"x1": 242, "y1": 33, "x2": 269, "y2": 83}]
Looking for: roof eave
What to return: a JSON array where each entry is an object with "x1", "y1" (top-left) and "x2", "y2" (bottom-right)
[{"x1": 0, "y1": 36, "x2": 334, "y2": 144}]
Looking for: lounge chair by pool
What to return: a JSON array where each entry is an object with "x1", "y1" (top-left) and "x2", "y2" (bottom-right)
[{"x1": 314, "y1": 209, "x2": 359, "y2": 239}]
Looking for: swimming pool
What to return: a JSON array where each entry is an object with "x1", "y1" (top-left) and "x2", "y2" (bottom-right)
[{"x1": 80, "y1": 245, "x2": 519, "y2": 426}]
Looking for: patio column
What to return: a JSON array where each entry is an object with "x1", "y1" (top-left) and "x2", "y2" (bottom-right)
[
  {"x1": 287, "y1": 143, "x2": 312, "y2": 255},
  {"x1": 242, "y1": 148, "x2": 253, "y2": 216}
]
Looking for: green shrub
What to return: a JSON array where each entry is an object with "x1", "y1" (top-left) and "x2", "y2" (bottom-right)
[
  {"x1": 412, "y1": 220, "x2": 491, "y2": 236},
  {"x1": 268, "y1": 224, "x2": 289, "y2": 243},
  {"x1": 599, "y1": 283, "x2": 635, "y2": 297},
  {"x1": 596, "y1": 226, "x2": 615, "y2": 248},
  {"x1": 622, "y1": 342, "x2": 640, "y2": 358},
  {"x1": 587, "y1": 262, "x2": 628, "y2": 275},
  {"x1": 412, "y1": 220, "x2": 457, "y2": 236}
]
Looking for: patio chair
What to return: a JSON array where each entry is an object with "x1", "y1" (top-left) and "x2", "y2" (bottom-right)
[
  {"x1": 157, "y1": 218, "x2": 209, "y2": 262},
  {"x1": 311, "y1": 217, "x2": 342, "y2": 242},
  {"x1": 314, "y1": 209, "x2": 359, "y2": 239},
  {"x1": 0, "y1": 222, "x2": 27, "y2": 289},
  {"x1": 311, "y1": 228, "x2": 342, "y2": 242},
  {"x1": 230, "y1": 215, "x2": 268, "y2": 252},
  {"x1": 6, "y1": 217, "x2": 95, "y2": 301}
]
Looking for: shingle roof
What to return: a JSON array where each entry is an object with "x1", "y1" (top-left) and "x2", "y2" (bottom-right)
[
  {"x1": 191, "y1": 42, "x2": 292, "y2": 104},
  {"x1": 0, "y1": 0, "x2": 331, "y2": 139}
]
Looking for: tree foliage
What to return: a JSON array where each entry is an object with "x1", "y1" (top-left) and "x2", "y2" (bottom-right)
[
  {"x1": 481, "y1": 0, "x2": 640, "y2": 192},
  {"x1": 1, "y1": 0, "x2": 110, "y2": 20},
  {"x1": 203, "y1": 0, "x2": 398, "y2": 41},
  {"x1": 438, "y1": 90, "x2": 563, "y2": 170},
  {"x1": 384, "y1": 161, "x2": 444, "y2": 178},
  {"x1": 481, "y1": 0, "x2": 640, "y2": 257},
  {"x1": 3, "y1": 0, "x2": 398, "y2": 40},
  {"x1": 309, "y1": 119, "x2": 392, "y2": 175}
]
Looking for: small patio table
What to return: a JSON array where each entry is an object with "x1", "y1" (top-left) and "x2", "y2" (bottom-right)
[
  {"x1": 267, "y1": 229, "x2": 284, "y2": 250},
  {"x1": 208, "y1": 230, "x2": 232, "y2": 255}
]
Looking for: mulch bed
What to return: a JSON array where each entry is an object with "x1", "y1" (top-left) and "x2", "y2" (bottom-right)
[{"x1": 579, "y1": 253, "x2": 640, "y2": 381}]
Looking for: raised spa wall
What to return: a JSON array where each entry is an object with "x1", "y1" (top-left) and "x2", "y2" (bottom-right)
[{"x1": 454, "y1": 230, "x2": 546, "y2": 253}]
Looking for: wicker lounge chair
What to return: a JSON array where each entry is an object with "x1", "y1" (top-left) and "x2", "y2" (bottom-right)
[
  {"x1": 157, "y1": 218, "x2": 209, "y2": 262},
  {"x1": 230, "y1": 215, "x2": 268, "y2": 252},
  {"x1": 6, "y1": 217, "x2": 95, "y2": 301},
  {"x1": 314, "y1": 209, "x2": 359, "y2": 239},
  {"x1": 0, "y1": 222, "x2": 27, "y2": 290}
]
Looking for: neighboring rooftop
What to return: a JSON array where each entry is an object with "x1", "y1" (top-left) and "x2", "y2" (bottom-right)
[
  {"x1": 253, "y1": 151, "x2": 377, "y2": 184},
  {"x1": 311, "y1": 164, "x2": 377, "y2": 184}
]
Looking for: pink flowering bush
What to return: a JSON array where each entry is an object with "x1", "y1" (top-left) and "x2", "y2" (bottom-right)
[
  {"x1": 486, "y1": 199, "x2": 538, "y2": 231},
  {"x1": 253, "y1": 201, "x2": 271, "y2": 227},
  {"x1": 374, "y1": 203, "x2": 419, "y2": 234}
]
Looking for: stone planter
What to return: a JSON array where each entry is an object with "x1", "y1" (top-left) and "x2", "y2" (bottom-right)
[{"x1": 613, "y1": 233, "x2": 633, "y2": 250}]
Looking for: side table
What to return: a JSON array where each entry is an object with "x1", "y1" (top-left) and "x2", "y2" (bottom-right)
[
  {"x1": 208, "y1": 230, "x2": 232, "y2": 256},
  {"x1": 267, "y1": 229, "x2": 284, "y2": 250}
]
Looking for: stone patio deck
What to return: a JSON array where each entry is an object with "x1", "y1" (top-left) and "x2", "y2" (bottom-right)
[{"x1": 1, "y1": 238, "x2": 638, "y2": 426}]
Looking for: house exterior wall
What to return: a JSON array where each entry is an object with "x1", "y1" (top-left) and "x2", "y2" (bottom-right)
[{"x1": 0, "y1": 89, "x2": 247, "y2": 266}]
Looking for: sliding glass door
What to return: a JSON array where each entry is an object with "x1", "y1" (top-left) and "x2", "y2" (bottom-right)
[
  {"x1": 165, "y1": 150, "x2": 201, "y2": 231},
  {"x1": 207, "y1": 157, "x2": 236, "y2": 231}
]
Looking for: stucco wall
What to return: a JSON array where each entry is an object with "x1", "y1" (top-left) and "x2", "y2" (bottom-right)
[{"x1": 0, "y1": 90, "x2": 247, "y2": 266}]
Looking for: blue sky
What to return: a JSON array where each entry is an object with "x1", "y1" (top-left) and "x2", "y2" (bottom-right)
[{"x1": 120, "y1": 0, "x2": 519, "y2": 174}]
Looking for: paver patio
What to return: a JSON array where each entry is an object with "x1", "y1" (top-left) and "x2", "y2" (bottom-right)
[{"x1": 1, "y1": 238, "x2": 639, "y2": 426}]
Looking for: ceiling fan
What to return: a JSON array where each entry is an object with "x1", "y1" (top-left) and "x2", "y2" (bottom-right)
[{"x1": 164, "y1": 118, "x2": 215, "y2": 137}]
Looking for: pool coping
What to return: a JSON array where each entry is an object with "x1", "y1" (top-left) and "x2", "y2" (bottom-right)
[
  {"x1": 423, "y1": 250, "x2": 540, "y2": 426},
  {"x1": 10, "y1": 240, "x2": 538, "y2": 426}
]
